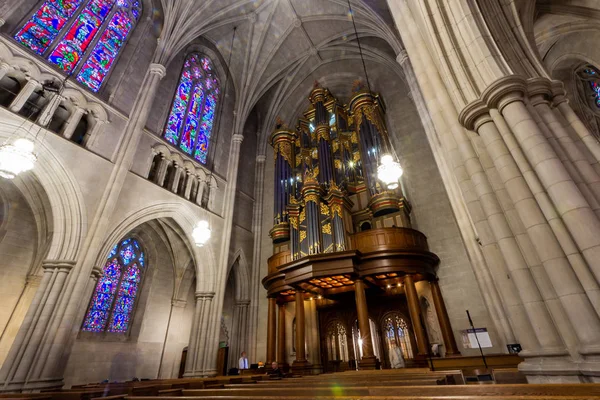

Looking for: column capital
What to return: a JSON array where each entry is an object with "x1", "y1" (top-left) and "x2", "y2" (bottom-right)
[
  {"x1": 26, "y1": 274, "x2": 43, "y2": 286},
  {"x1": 0, "y1": 18, "x2": 6, "y2": 27},
  {"x1": 232, "y1": 133, "x2": 244, "y2": 144},
  {"x1": 256, "y1": 154, "x2": 267, "y2": 163},
  {"x1": 0, "y1": 61, "x2": 12, "y2": 71},
  {"x1": 195, "y1": 291, "x2": 215, "y2": 300},
  {"x1": 458, "y1": 99, "x2": 492, "y2": 131},
  {"x1": 396, "y1": 50, "x2": 409, "y2": 65},
  {"x1": 550, "y1": 80, "x2": 569, "y2": 107},
  {"x1": 481, "y1": 75, "x2": 527, "y2": 112},
  {"x1": 42, "y1": 260, "x2": 76, "y2": 272},
  {"x1": 91, "y1": 265, "x2": 103, "y2": 279},
  {"x1": 235, "y1": 299, "x2": 251, "y2": 307},
  {"x1": 527, "y1": 77, "x2": 553, "y2": 107},
  {"x1": 172, "y1": 299, "x2": 188, "y2": 308},
  {"x1": 149, "y1": 63, "x2": 167, "y2": 79}
]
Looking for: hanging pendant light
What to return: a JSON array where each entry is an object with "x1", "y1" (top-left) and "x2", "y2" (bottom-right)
[
  {"x1": 192, "y1": 220, "x2": 212, "y2": 247},
  {"x1": 0, "y1": 137, "x2": 37, "y2": 179},
  {"x1": 377, "y1": 154, "x2": 403, "y2": 190}
]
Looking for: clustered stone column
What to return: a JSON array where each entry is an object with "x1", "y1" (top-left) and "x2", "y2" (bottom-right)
[
  {"x1": 388, "y1": 0, "x2": 600, "y2": 380},
  {"x1": 9, "y1": 78, "x2": 40, "y2": 113},
  {"x1": 430, "y1": 280, "x2": 461, "y2": 356},
  {"x1": 404, "y1": 275, "x2": 428, "y2": 357},
  {"x1": 184, "y1": 292, "x2": 215, "y2": 377}
]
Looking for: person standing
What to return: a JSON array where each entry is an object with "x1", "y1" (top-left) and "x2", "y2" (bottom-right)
[{"x1": 238, "y1": 351, "x2": 249, "y2": 370}]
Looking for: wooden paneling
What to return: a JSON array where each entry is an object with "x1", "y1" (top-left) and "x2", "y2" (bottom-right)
[
  {"x1": 349, "y1": 228, "x2": 429, "y2": 254},
  {"x1": 268, "y1": 250, "x2": 292, "y2": 274}
]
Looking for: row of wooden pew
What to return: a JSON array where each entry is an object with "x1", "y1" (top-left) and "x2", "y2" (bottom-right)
[{"x1": 1, "y1": 368, "x2": 599, "y2": 399}]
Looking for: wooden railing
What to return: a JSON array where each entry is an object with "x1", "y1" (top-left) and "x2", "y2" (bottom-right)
[
  {"x1": 267, "y1": 250, "x2": 291, "y2": 275},
  {"x1": 349, "y1": 227, "x2": 430, "y2": 254}
]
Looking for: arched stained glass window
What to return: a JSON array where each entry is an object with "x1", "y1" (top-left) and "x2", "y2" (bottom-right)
[
  {"x1": 14, "y1": 0, "x2": 141, "y2": 92},
  {"x1": 163, "y1": 54, "x2": 219, "y2": 164},
  {"x1": 82, "y1": 238, "x2": 146, "y2": 333},
  {"x1": 579, "y1": 66, "x2": 600, "y2": 109}
]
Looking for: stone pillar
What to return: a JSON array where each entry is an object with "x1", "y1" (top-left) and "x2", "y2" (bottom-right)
[
  {"x1": 229, "y1": 300, "x2": 250, "y2": 369},
  {"x1": 62, "y1": 106, "x2": 87, "y2": 140},
  {"x1": 184, "y1": 292, "x2": 215, "y2": 377},
  {"x1": 155, "y1": 155, "x2": 169, "y2": 186},
  {"x1": 266, "y1": 297, "x2": 277, "y2": 364},
  {"x1": 404, "y1": 274, "x2": 428, "y2": 357},
  {"x1": 293, "y1": 291, "x2": 307, "y2": 369},
  {"x1": 17, "y1": 63, "x2": 167, "y2": 391},
  {"x1": 0, "y1": 62, "x2": 12, "y2": 81},
  {"x1": 0, "y1": 261, "x2": 74, "y2": 390},
  {"x1": 354, "y1": 279, "x2": 377, "y2": 369},
  {"x1": 82, "y1": 118, "x2": 107, "y2": 148},
  {"x1": 37, "y1": 93, "x2": 63, "y2": 127},
  {"x1": 169, "y1": 162, "x2": 183, "y2": 193},
  {"x1": 196, "y1": 178, "x2": 206, "y2": 206},
  {"x1": 462, "y1": 101, "x2": 600, "y2": 356},
  {"x1": 488, "y1": 77, "x2": 600, "y2": 284},
  {"x1": 202, "y1": 134, "x2": 244, "y2": 376},
  {"x1": 9, "y1": 78, "x2": 39, "y2": 113},
  {"x1": 277, "y1": 302, "x2": 286, "y2": 365},
  {"x1": 430, "y1": 280, "x2": 461, "y2": 356},
  {"x1": 183, "y1": 171, "x2": 194, "y2": 200}
]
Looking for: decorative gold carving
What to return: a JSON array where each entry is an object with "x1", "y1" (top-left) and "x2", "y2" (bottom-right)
[
  {"x1": 351, "y1": 131, "x2": 358, "y2": 144},
  {"x1": 334, "y1": 159, "x2": 342, "y2": 169},
  {"x1": 299, "y1": 208, "x2": 306, "y2": 223},
  {"x1": 331, "y1": 203, "x2": 343, "y2": 218},
  {"x1": 353, "y1": 151, "x2": 361, "y2": 163},
  {"x1": 320, "y1": 203, "x2": 330, "y2": 216},
  {"x1": 300, "y1": 230, "x2": 307, "y2": 242},
  {"x1": 305, "y1": 193, "x2": 320, "y2": 204},
  {"x1": 322, "y1": 223, "x2": 332, "y2": 235},
  {"x1": 275, "y1": 141, "x2": 293, "y2": 165},
  {"x1": 296, "y1": 154, "x2": 302, "y2": 167},
  {"x1": 332, "y1": 140, "x2": 340, "y2": 153},
  {"x1": 290, "y1": 216, "x2": 299, "y2": 230}
]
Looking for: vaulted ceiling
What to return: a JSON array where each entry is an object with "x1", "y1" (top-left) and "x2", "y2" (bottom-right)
[{"x1": 156, "y1": 0, "x2": 405, "y2": 147}]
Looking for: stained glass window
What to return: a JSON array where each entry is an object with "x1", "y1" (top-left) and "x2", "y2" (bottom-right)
[
  {"x1": 580, "y1": 66, "x2": 600, "y2": 108},
  {"x1": 82, "y1": 237, "x2": 146, "y2": 333},
  {"x1": 163, "y1": 54, "x2": 220, "y2": 164},
  {"x1": 14, "y1": 0, "x2": 140, "y2": 92}
]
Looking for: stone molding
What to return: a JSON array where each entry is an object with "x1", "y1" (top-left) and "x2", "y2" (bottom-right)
[
  {"x1": 458, "y1": 99, "x2": 491, "y2": 131},
  {"x1": 527, "y1": 77, "x2": 553, "y2": 106},
  {"x1": 232, "y1": 134, "x2": 244, "y2": 144},
  {"x1": 149, "y1": 63, "x2": 167, "y2": 79},
  {"x1": 195, "y1": 291, "x2": 215, "y2": 300},
  {"x1": 234, "y1": 300, "x2": 251, "y2": 307},
  {"x1": 256, "y1": 154, "x2": 267, "y2": 163},
  {"x1": 396, "y1": 50, "x2": 409, "y2": 65},
  {"x1": 42, "y1": 260, "x2": 76, "y2": 272},
  {"x1": 481, "y1": 75, "x2": 528, "y2": 112},
  {"x1": 172, "y1": 299, "x2": 188, "y2": 308}
]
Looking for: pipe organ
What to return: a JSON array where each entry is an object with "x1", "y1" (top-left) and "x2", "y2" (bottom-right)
[{"x1": 269, "y1": 85, "x2": 412, "y2": 256}]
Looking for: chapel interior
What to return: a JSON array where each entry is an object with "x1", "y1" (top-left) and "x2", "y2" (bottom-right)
[{"x1": 1, "y1": 0, "x2": 600, "y2": 398}]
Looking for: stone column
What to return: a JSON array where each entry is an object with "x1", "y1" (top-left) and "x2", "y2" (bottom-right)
[
  {"x1": 202, "y1": 134, "x2": 245, "y2": 376},
  {"x1": 37, "y1": 93, "x2": 63, "y2": 127},
  {"x1": 169, "y1": 162, "x2": 183, "y2": 193},
  {"x1": 277, "y1": 302, "x2": 286, "y2": 365},
  {"x1": 430, "y1": 280, "x2": 461, "y2": 356},
  {"x1": 22, "y1": 63, "x2": 167, "y2": 390},
  {"x1": 488, "y1": 77, "x2": 600, "y2": 284},
  {"x1": 183, "y1": 171, "x2": 194, "y2": 200},
  {"x1": 266, "y1": 297, "x2": 277, "y2": 364},
  {"x1": 354, "y1": 279, "x2": 377, "y2": 368},
  {"x1": 404, "y1": 275, "x2": 428, "y2": 357},
  {"x1": 196, "y1": 178, "x2": 206, "y2": 206},
  {"x1": 0, "y1": 261, "x2": 74, "y2": 390},
  {"x1": 154, "y1": 155, "x2": 169, "y2": 186},
  {"x1": 61, "y1": 106, "x2": 87, "y2": 140},
  {"x1": 9, "y1": 78, "x2": 39, "y2": 113},
  {"x1": 248, "y1": 155, "x2": 267, "y2": 361},
  {"x1": 0, "y1": 62, "x2": 12, "y2": 81},
  {"x1": 293, "y1": 291, "x2": 307, "y2": 369},
  {"x1": 82, "y1": 118, "x2": 107, "y2": 148},
  {"x1": 184, "y1": 292, "x2": 215, "y2": 377},
  {"x1": 462, "y1": 102, "x2": 600, "y2": 355},
  {"x1": 229, "y1": 300, "x2": 250, "y2": 369}
]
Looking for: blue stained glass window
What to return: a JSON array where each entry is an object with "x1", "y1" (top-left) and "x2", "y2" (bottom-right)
[
  {"x1": 82, "y1": 238, "x2": 146, "y2": 333},
  {"x1": 163, "y1": 54, "x2": 219, "y2": 164},
  {"x1": 582, "y1": 67, "x2": 600, "y2": 108},
  {"x1": 14, "y1": 0, "x2": 140, "y2": 92}
]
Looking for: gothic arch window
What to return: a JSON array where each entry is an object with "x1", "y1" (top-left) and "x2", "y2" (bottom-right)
[
  {"x1": 82, "y1": 238, "x2": 146, "y2": 333},
  {"x1": 575, "y1": 65, "x2": 600, "y2": 139},
  {"x1": 14, "y1": 0, "x2": 141, "y2": 92},
  {"x1": 163, "y1": 53, "x2": 220, "y2": 164}
]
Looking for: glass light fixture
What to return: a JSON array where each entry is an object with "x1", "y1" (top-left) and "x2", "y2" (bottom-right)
[
  {"x1": 377, "y1": 154, "x2": 403, "y2": 190},
  {"x1": 192, "y1": 220, "x2": 212, "y2": 247},
  {"x1": 0, "y1": 138, "x2": 37, "y2": 179}
]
